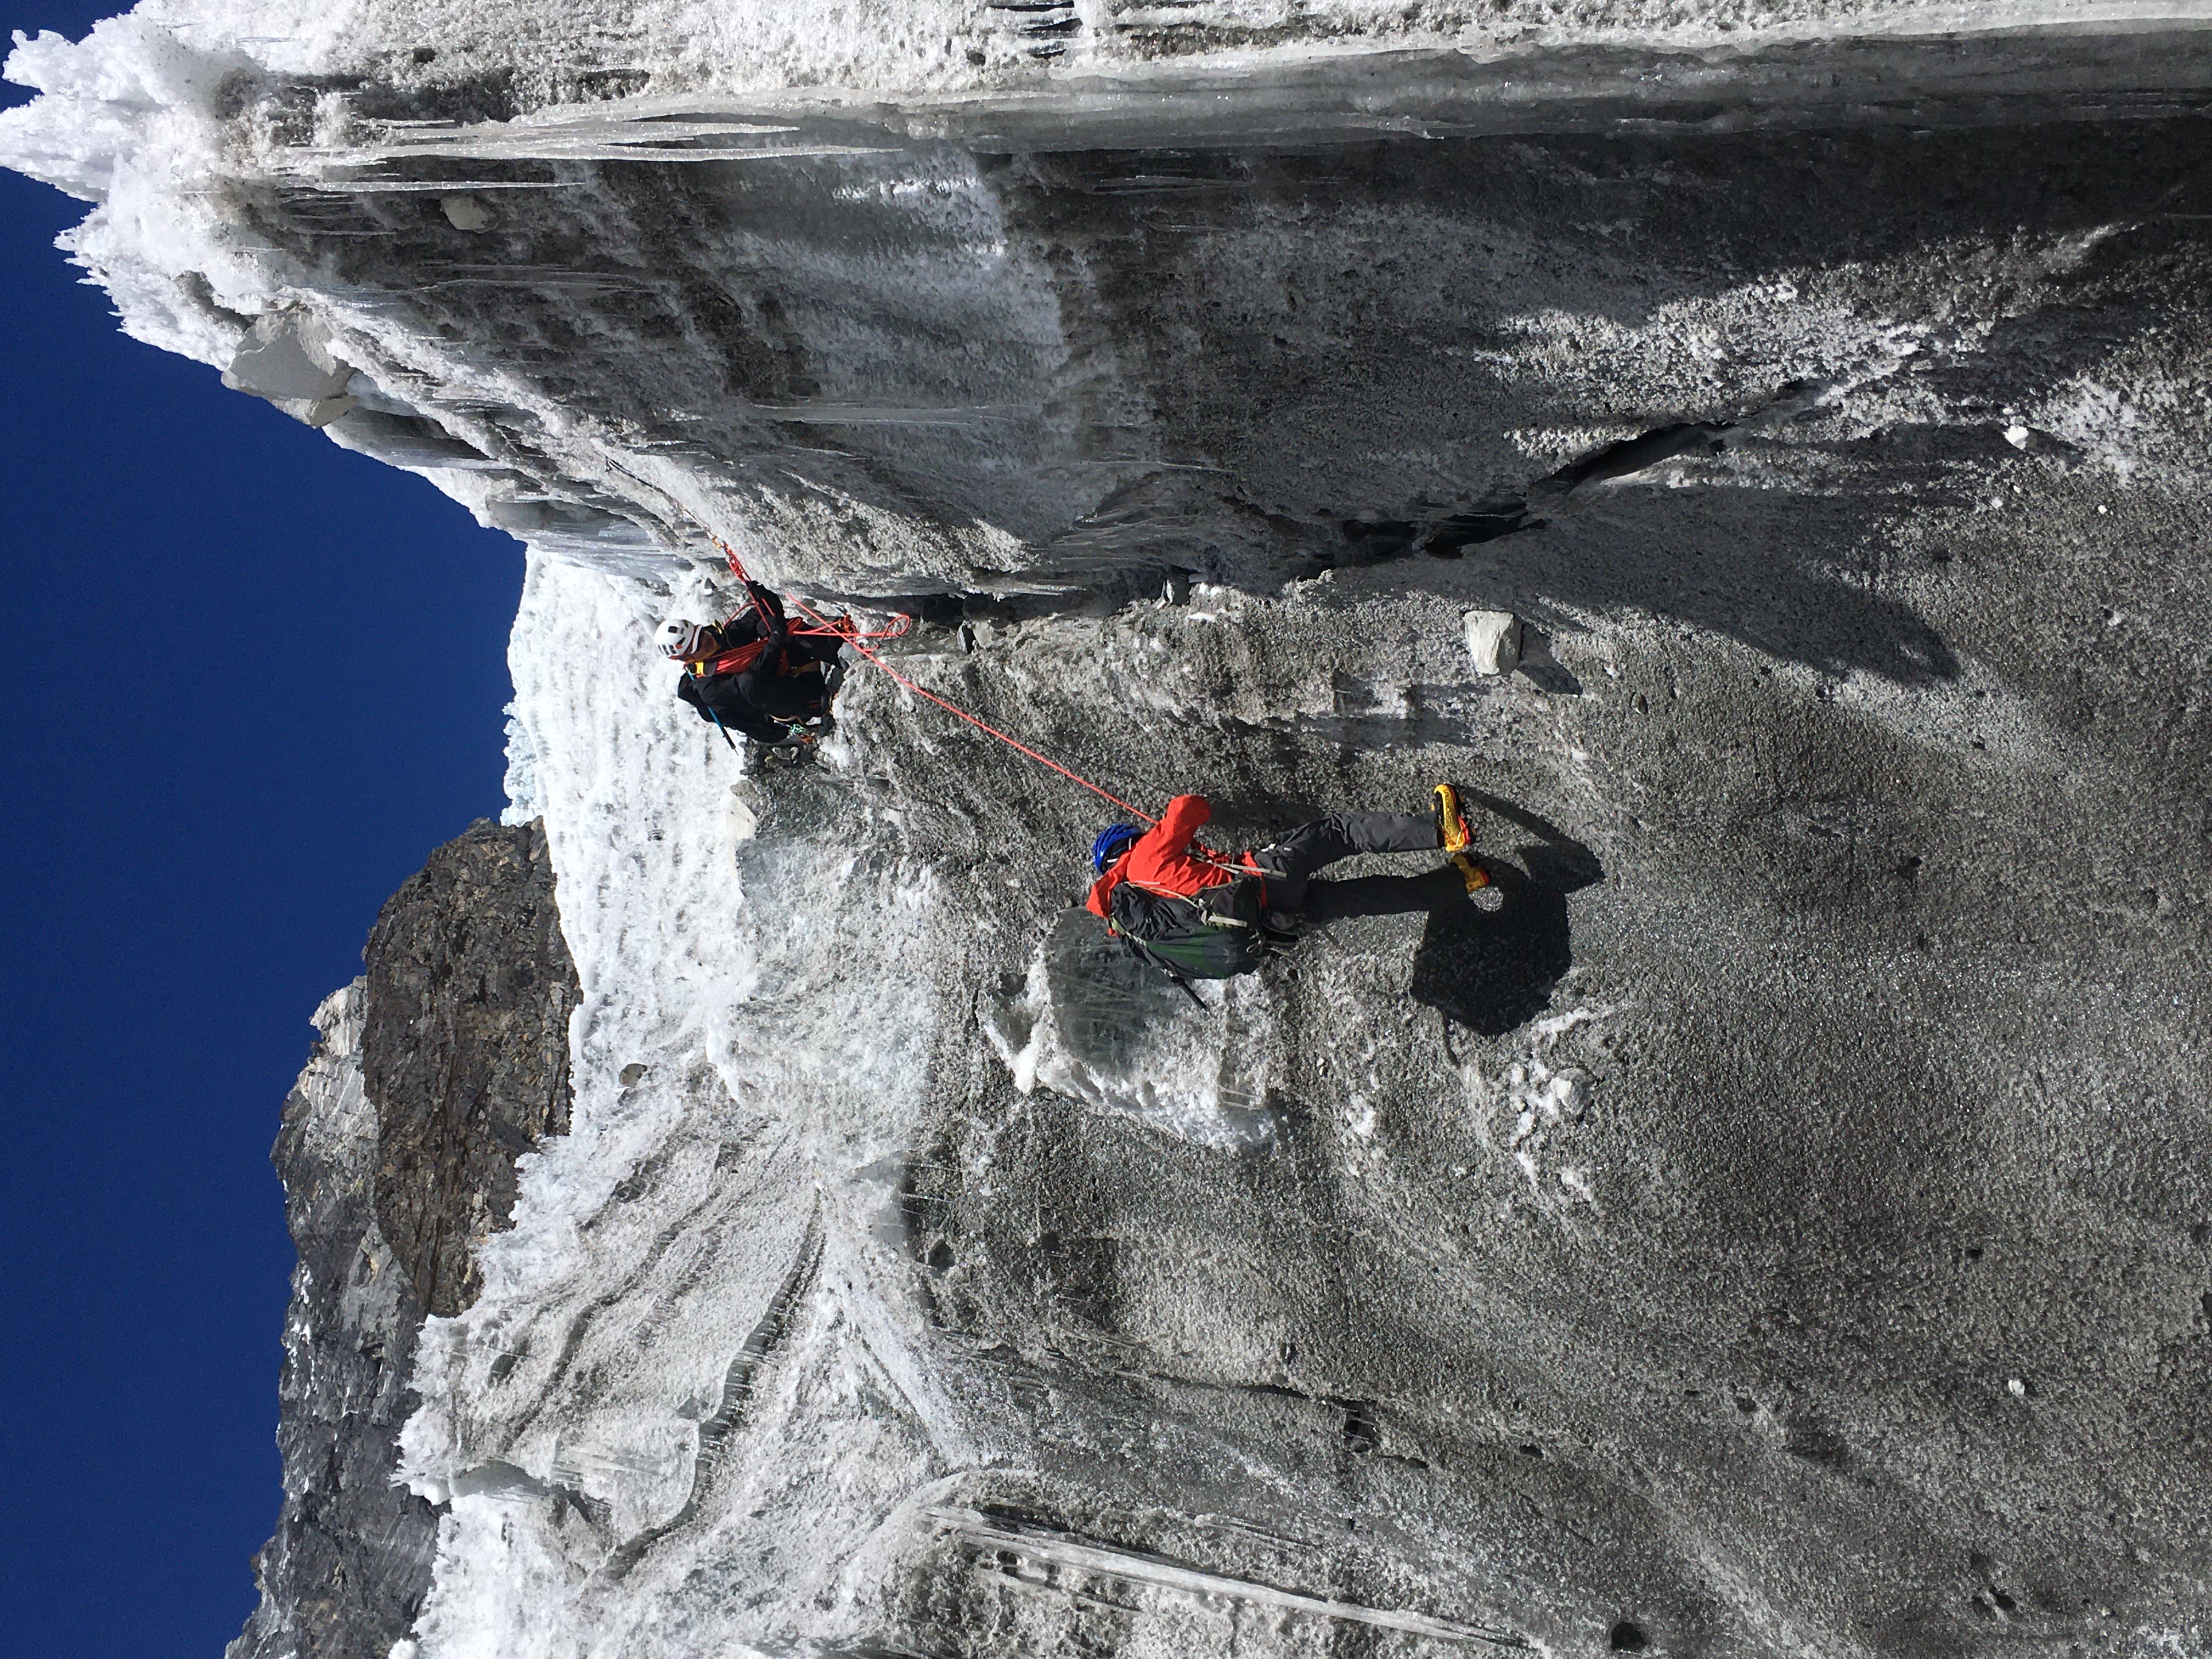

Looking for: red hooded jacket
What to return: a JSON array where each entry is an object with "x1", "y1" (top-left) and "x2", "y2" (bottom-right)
[{"x1": 1085, "y1": 794, "x2": 1257, "y2": 919}]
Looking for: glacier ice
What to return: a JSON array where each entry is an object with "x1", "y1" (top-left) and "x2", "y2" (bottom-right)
[
  {"x1": 9, "y1": 3, "x2": 2212, "y2": 1657},
  {"x1": 223, "y1": 310, "x2": 358, "y2": 424}
]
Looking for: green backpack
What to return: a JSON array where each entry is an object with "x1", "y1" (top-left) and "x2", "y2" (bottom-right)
[
  {"x1": 1107, "y1": 881, "x2": 1268, "y2": 981},
  {"x1": 1109, "y1": 919, "x2": 1266, "y2": 980}
]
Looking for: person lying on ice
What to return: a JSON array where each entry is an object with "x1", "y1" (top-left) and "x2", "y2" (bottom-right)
[
  {"x1": 657, "y1": 581, "x2": 846, "y2": 749},
  {"x1": 1085, "y1": 786, "x2": 1489, "y2": 980}
]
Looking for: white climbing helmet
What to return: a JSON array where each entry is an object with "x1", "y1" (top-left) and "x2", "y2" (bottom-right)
[{"x1": 657, "y1": 618, "x2": 712, "y2": 659}]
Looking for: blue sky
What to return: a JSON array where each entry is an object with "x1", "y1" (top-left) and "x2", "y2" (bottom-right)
[{"x1": 1, "y1": 11, "x2": 526, "y2": 1652}]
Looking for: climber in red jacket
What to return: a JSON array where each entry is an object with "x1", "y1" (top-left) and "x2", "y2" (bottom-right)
[{"x1": 1085, "y1": 786, "x2": 1489, "y2": 968}]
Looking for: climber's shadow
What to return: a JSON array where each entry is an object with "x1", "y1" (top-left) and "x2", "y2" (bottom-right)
[{"x1": 1408, "y1": 795, "x2": 1603, "y2": 1038}]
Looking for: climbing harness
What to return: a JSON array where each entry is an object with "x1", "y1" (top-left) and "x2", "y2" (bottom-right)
[
  {"x1": 714, "y1": 541, "x2": 913, "y2": 651},
  {"x1": 708, "y1": 537, "x2": 1160, "y2": 827}
]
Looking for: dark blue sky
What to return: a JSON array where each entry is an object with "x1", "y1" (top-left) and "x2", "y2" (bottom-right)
[{"x1": 1, "y1": 13, "x2": 525, "y2": 1653}]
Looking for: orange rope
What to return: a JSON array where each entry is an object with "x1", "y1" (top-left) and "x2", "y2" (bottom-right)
[{"x1": 709, "y1": 538, "x2": 1157, "y2": 824}]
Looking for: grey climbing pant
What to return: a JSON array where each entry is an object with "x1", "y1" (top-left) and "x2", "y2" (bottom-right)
[{"x1": 1242, "y1": 811, "x2": 1457, "y2": 921}]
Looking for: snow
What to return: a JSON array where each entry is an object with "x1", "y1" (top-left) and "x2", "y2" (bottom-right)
[
  {"x1": 390, "y1": 548, "x2": 1000, "y2": 1655},
  {"x1": 980, "y1": 918, "x2": 1284, "y2": 1152},
  {"x1": 16, "y1": 2, "x2": 2181, "y2": 129},
  {"x1": 1460, "y1": 1003, "x2": 1615, "y2": 1218}
]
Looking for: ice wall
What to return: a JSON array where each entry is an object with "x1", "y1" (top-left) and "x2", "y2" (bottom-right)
[{"x1": 10, "y1": 5, "x2": 2212, "y2": 1658}]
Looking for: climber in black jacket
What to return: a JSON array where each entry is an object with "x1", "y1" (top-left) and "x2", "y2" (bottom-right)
[{"x1": 658, "y1": 583, "x2": 846, "y2": 748}]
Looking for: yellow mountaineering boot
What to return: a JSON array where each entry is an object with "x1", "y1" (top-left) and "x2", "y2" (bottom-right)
[
  {"x1": 1434, "y1": 786, "x2": 1489, "y2": 892},
  {"x1": 1434, "y1": 783, "x2": 1473, "y2": 854}
]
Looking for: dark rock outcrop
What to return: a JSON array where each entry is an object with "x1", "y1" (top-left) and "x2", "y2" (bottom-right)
[
  {"x1": 225, "y1": 984, "x2": 439, "y2": 1659},
  {"x1": 364, "y1": 817, "x2": 580, "y2": 1317},
  {"x1": 229, "y1": 819, "x2": 577, "y2": 1659}
]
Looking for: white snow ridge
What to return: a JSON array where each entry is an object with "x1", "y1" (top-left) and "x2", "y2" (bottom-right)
[{"x1": 13, "y1": 4, "x2": 2212, "y2": 1659}]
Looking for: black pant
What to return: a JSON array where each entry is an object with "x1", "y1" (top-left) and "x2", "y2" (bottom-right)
[{"x1": 1245, "y1": 812, "x2": 1458, "y2": 921}]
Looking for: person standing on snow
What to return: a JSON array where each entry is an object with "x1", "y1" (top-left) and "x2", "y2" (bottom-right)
[
  {"x1": 658, "y1": 580, "x2": 846, "y2": 749},
  {"x1": 1085, "y1": 785, "x2": 1489, "y2": 979}
]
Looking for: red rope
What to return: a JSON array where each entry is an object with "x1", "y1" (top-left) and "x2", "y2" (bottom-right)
[
  {"x1": 709, "y1": 537, "x2": 1156, "y2": 824},
  {"x1": 717, "y1": 541, "x2": 911, "y2": 643},
  {"x1": 831, "y1": 623, "x2": 1157, "y2": 825}
]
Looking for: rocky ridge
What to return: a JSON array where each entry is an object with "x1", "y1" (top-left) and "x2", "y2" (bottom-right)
[
  {"x1": 366, "y1": 818, "x2": 580, "y2": 1318},
  {"x1": 229, "y1": 820, "x2": 578, "y2": 1659}
]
